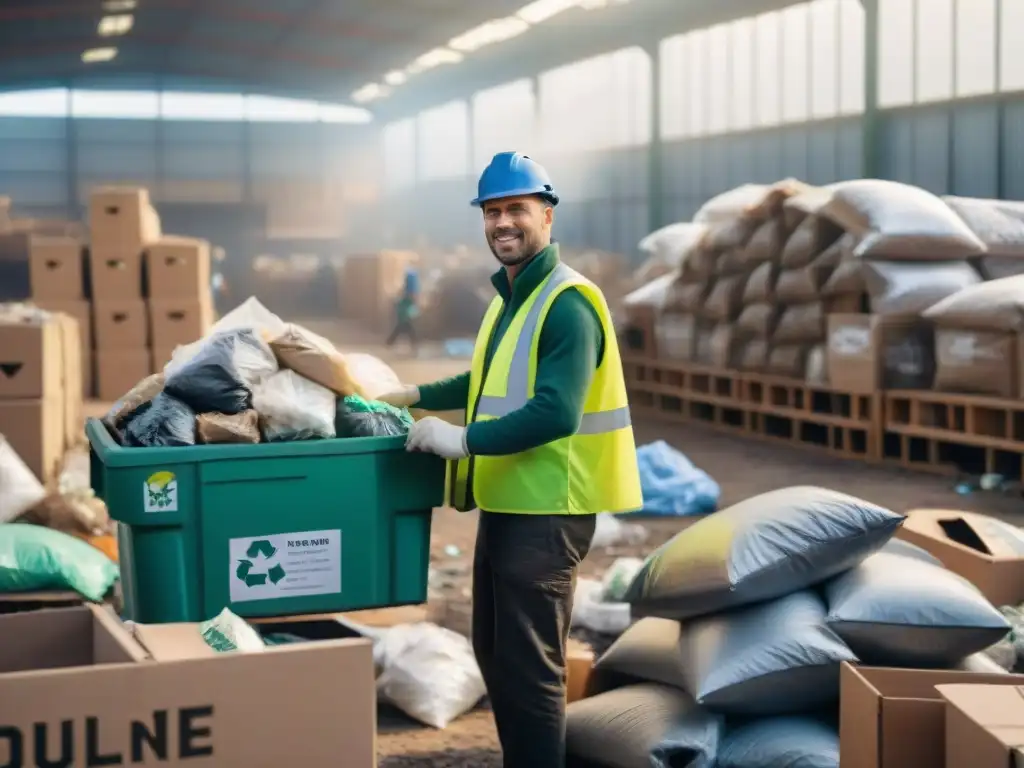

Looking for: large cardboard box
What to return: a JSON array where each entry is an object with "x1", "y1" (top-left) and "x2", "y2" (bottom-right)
[
  {"x1": 934, "y1": 329, "x2": 1019, "y2": 399},
  {"x1": 32, "y1": 298, "x2": 92, "y2": 357},
  {"x1": 146, "y1": 236, "x2": 211, "y2": 299},
  {"x1": 0, "y1": 398, "x2": 64, "y2": 483},
  {"x1": 0, "y1": 317, "x2": 63, "y2": 399},
  {"x1": 93, "y1": 299, "x2": 149, "y2": 350},
  {"x1": 95, "y1": 349, "x2": 152, "y2": 401},
  {"x1": 839, "y1": 663, "x2": 1024, "y2": 768},
  {"x1": 28, "y1": 236, "x2": 85, "y2": 300},
  {"x1": 897, "y1": 508, "x2": 1024, "y2": 606},
  {"x1": 89, "y1": 245, "x2": 145, "y2": 300},
  {"x1": 337, "y1": 251, "x2": 411, "y2": 329},
  {"x1": 0, "y1": 606, "x2": 377, "y2": 768},
  {"x1": 826, "y1": 314, "x2": 935, "y2": 394},
  {"x1": 566, "y1": 639, "x2": 594, "y2": 704},
  {"x1": 89, "y1": 186, "x2": 162, "y2": 250},
  {"x1": 51, "y1": 313, "x2": 83, "y2": 446},
  {"x1": 148, "y1": 298, "x2": 214, "y2": 350},
  {"x1": 940, "y1": 684, "x2": 1024, "y2": 768}
]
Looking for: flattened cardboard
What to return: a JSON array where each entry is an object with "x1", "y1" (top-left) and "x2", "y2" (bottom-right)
[
  {"x1": 898, "y1": 508, "x2": 1024, "y2": 606},
  {"x1": 840, "y1": 663, "x2": 1024, "y2": 768},
  {"x1": 148, "y1": 298, "x2": 214, "y2": 350},
  {"x1": 89, "y1": 245, "x2": 145, "y2": 300},
  {"x1": 939, "y1": 684, "x2": 1024, "y2": 768},
  {"x1": 28, "y1": 236, "x2": 85, "y2": 300},
  {"x1": 93, "y1": 299, "x2": 149, "y2": 350},
  {"x1": 0, "y1": 397, "x2": 65, "y2": 483},
  {"x1": 95, "y1": 348, "x2": 152, "y2": 401},
  {"x1": 146, "y1": 237, "x2": 212, "y2": 300},
  {"x1": 0, "y1": 318, "x2": 63, "y2": 399}
]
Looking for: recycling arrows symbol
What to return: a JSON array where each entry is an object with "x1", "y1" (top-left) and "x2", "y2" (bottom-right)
[{"x1": 235, "y1": 539, "x2": 286, "y2": 587}]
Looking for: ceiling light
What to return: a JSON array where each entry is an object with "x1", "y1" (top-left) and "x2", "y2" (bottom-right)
[
  {"x1": 405, "y1": 48, "x2": 463, "y2": 75},
  {"x1": 103, "y1": 0, "x2": 137, "y2": 10},
  {"x1": 352, "y1": 83, "x2": 389, "y2": 103},
  {"x1": 98, "y1": 14, "x2": 134, "y2": 36},
  {"x1": 516, "y1": 0, "x2": 579, "y2": 24},
  {"x1": 449, "y1": 17, "x2": 529, "y2": 52},
  {"x1": 82, "y1": 47, "x2": 118, "y2": 63},
  {"x1": 383, "y1": 70, "x2": 407, "y2": 86}
]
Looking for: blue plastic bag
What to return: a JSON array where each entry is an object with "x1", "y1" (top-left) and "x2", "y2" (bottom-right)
[{"x1": 633, "y1": 440, "x2": 719, "y2": 517}]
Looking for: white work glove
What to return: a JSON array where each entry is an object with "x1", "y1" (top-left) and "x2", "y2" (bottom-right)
[
  {"x1": 406, "y1": 417, "x2": 468, "y2": 460},
  {"x1": 376, "y1": 385, "x2": 420, "y2": 408}
]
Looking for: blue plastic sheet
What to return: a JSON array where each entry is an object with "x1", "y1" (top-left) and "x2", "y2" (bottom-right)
[{"x1": 632, "y1": 440, "x2": 719, "y2": 517}]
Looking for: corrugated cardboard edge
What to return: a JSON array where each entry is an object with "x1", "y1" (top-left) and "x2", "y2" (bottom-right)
[{"x1": 87, "y1": 603, "x2": 151, "y2": 663}]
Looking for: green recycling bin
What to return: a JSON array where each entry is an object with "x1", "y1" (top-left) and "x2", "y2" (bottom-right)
[{"x1": 87, "y1": 419, "x2": 444, "y2": 624}]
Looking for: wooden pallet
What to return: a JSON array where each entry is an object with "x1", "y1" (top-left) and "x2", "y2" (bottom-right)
[
  {"x1": 883, "y1": 390, "x2": 1024, "y2": 479},
  {"x1": 623, "y1": 355, "x2": 881, "y2": 462}
]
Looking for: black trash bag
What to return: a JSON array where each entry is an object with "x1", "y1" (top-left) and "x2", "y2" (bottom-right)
[
  {"x1": 101, "y1": 373, "x2": 165, "y2": 445},
  {"x1": 163, "y1": 329, "x2": 277, "y2": 415},
  {"x1": 124, "y1": 393, "x2": 197, "y2": 447},
  {"x1": 335, "y1": 394, "x2": 414, "y2": 438}
]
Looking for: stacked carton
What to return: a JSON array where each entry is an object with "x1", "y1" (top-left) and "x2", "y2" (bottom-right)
[
  {"x1": 145, "y1": 236, "x2": 214, "y2": 371},
  {"x1": 89, "y1": 187, "x2": 161, "y2": 400},
  {"x1": 336, "y1": 251, "x2": 414, "y2": 331},
  {"x1": 0, "y1": 309, "x2": 82, "y2": 483}
]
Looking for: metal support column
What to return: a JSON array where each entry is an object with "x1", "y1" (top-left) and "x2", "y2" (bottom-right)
[
  {"x1": 862, "y1": 0, "x2": 881, "y2": 178},
  {"x1": 646, "y1": 41, "x2": 664, "y2": 234}
]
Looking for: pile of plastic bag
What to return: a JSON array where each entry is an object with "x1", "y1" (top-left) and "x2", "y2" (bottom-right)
[
  {"x1": 566, "y1": 486, "x2": 1013, "y2": 768},
  {"x1": 102, "y1": 298, "x2": 415, "y2": 448}
]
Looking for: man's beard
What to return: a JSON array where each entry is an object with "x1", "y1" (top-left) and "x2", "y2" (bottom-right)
[{"x1": 488, "y1": 229, "x2": 533, "y2": 266}]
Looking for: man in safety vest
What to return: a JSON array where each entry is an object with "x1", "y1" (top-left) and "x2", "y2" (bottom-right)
[{"x1": 378, "y1": 151, "x2": 643, "y2": 768}]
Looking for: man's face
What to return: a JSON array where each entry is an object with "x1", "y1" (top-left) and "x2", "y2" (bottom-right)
[{"x1": 482, "y1": 195, "x2": 553, "y2": 267}]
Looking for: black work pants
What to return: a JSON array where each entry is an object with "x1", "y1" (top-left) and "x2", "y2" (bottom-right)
[
  {"x1": 472, "y1": 510, "x2": 596, "y2": 768},
  {"x1": 386, "y1": 318, "x2": 417, "y2": 349}
]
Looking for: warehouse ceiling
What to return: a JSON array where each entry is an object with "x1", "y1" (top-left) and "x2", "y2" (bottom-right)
[{"x1": 0, "y1": 0, "x2": 811, "y2": 114}]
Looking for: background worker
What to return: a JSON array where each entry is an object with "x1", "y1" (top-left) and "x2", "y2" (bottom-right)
[
  {"x1": 386, "y1": 263, "x2": 420, "y2": 355},
  {"x1": 378, "y1": 151, "x2": 642, "y2": 768}
]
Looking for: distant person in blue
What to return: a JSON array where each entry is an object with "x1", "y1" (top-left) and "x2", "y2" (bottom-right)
[
  {"x1": 386, "y1": 265, "x2": 420, "y2": 354},
  {"x1": 211, "y1": 247, "x2": 228, "y2": 316}
]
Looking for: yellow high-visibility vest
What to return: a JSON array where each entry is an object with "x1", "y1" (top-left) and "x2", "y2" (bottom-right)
[{"x1": 445, "y1": 263, "x2": 643, "y2": 514}]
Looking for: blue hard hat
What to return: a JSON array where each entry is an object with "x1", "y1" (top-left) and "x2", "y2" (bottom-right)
[{"x1": 470, "y1": 151, "x2": 559, "y2": 207}]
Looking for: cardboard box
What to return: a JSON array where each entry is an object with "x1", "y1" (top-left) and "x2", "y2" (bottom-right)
[
  {"x1": 89, "y1": 245, "x2": 145, "y2": 300},
  {"x1": 146, "y1": 237, "x2": 212, "y2": 299},
  {"x1": 897, "y1": 509, "x2": 1024, "y2": 606},
  {"x1": 827, "y1": 314, "x2": 935, "y2": 394},
  {"x1": 934, "y1": 329, "x2": 1018, "y2": 399},
  {"x1": 0, "y1": 590, "x2": 84, "y2": 615},
  {"x1": 28, "y1": 236, "x2": 85, "y2": 300},
  {"x1": 89, "y1": 186, "x2": 162, "y2": 249},
  {"x1": 95, "y1": 349, "x2": 152, "y2": 401},
  {"x1": 32, "y1": 298, "x2": 92, "y2": 355},
  {"x1": 148, "y1": 298, "x2": 214, "y2": 350},
  {"x1": 93, "y1": 299, "x2": 149, "y2": 350},
  {"x1": 337, "y1": 251, "x2": 412, "y2": 330},
  {"x1": 0, "y1": 398, "x2": 64, "y2": 483},
  {"x1": 940, "y1": 684, "x2": 1024, "y2": 768},
  {"x1": 0, "y1": 317, "x2": 63, "y2": 399},
  {"x1": 0, "y1": 606, "x2": 377, "y2": 768},
  {"x1": 51, "y1": 313, "x2": 83, "y2": 447},
  {"x1": 840, "y1": 663, "x2": 1024, "y2": 768},
  {"x1": 566, "y1": 639, "x2": 594, "y2": 704},
  {"x1": 151, "y1": 346, "x2": 175, "y2": 373}
]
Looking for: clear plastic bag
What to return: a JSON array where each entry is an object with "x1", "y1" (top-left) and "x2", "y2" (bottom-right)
[
  {"x1": 199, "y1": 608, "x2": 266, "y2": 653},
  {"x1": 572, "y1": 578, "x2": 632, "y2": 635},
  {"x1": 335, "y1": 395, "x2": 413, "y2": 438},
  {"x1": 164, "y1": 329, "x2": 278, "y2": 414},
  {"x1": 0, "y1": 436, "x2": 46, "y2": 523},
  {"x1": 253, "y1": 369, "x2": 337, "y2": 442},
  {"x1": 375, "y1": 622, "x2": 486, "y2": 729}
]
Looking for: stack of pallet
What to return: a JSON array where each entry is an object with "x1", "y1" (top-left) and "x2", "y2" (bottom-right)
[{"x1": 0, "y1": 306, "x2": 82, "y2": 483}]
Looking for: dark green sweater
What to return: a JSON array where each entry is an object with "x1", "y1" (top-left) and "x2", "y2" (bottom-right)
[{"x1": 416, "y1": 244, "x2": 605, "y2": 455}]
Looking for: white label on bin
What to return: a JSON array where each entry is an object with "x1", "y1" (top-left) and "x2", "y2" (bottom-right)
[
  {"x1": 143, "y1": 471, "x2": 178, "y2": 513},
  {"x1": 228, "y1": 529, "x2": 341, "y2": 603}
]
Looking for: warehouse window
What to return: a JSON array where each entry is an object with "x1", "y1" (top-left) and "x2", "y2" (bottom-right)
[
  {"x1": 956, "y1": 0, "x2": 996, "y2": 96},
  {"x1": 0, "y1": 88, "x2": 68, "y2": 117},
  {"x1": 245, "y1": 95, "x2": 318, "y2": 122},
  {"x1": 878, "y1": 0, "x2": 914, "y2": 106},
  {"x1": 383, "y1": 118, "x2": 416, "y2": 190},
  {"x1": 754, "y1": 12, "x2": 782, "y2": 127},
  {"x1": 160, "y1": 92, "x2": 246, "y2": 121},
  {"x1": 838, "y1": 0, "x2": 866, "y2": 114},
  {"x1": 706, "y1": 24, "x2": 730, "y2": 134},
  {"x1": 916, "y1": 0, "x2": 954, "y2": 102},
  {"x1": 659, "y1": 35, "x2": 686, "y2": 139},
  {"x1": 810, "y1": 0, "x2": 839, "y2": 118},
  {"x1": 730, "y1": 18, "x2": 755, "y2": 131},
  {"x1": 781, "y1": 4, "x2": 810, "y2": 122},
  {"x1": 417, "y1": 100, "x2": 469, "y2": 180},
  {"x1": 71, "y1": 90, "x2": 159, "y2": 119},
  {"x1": 686, "y1": 31, "x2": 708, "y2": 137},
  {"x1": 473, "y1": 79, "x2": 536, "y2": 172},
  {"x1": 1001, "y1": 0, "x2": 1024, "y2": 92}
]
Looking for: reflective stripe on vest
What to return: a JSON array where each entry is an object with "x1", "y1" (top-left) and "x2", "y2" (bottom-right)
[{"x1": 475, "y1": 262, "x2": 632, "y2": 434}]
